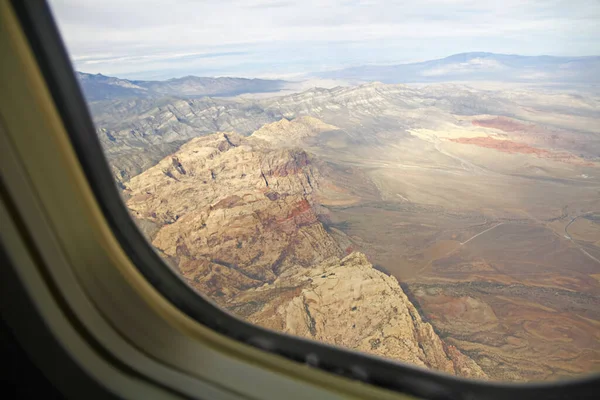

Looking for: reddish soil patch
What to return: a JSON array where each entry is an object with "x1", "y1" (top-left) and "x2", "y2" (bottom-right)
[
  {"x1": 277, "y1": 199, "x2": 318, "y2": 227},
  {"x1": 450, "y1": 136, "x2": 551, "y2": 156},
  {"x1": 286, "y1": 199, "x2": 312, "y2": 218},
  {"x1": 472, "y1": 117, "x2": 532, "y2": 132},
  {"x1": 450, "y1": 136, "x2": 593, "y2": 165},
  {"x1": 269, "y1": 151, "x2": 310, "y2": 177}
]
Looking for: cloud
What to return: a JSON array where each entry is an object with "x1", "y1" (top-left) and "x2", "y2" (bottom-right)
[
  {"x1": 48, "y1": 0, "x2": 600, "y2": 79},
  {"x1": 77, "y1": 51, "x2": 247, "y2": 66},
  {"x1": 243, "y1": 0, "x2": 296, "y2": 9}
]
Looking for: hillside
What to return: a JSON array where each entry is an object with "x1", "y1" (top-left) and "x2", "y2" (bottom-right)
[
  {"x1": 123, "y1": 123, "x2": 487, "y2": 379},
  {"x1": 91, "y1": 81, "x2": 600, "y2": 186}
]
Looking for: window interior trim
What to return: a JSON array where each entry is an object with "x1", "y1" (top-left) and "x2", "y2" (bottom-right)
[
  {"x1": 1, "y1": 3, "x2": 416, "y2": 399},
  {"x1": 0, "y1": 160, "x2": 177, "y2": 400},
  {"x1": 5, "y1": 1, "x2": 599, "y2": 399},
  {"x1": 1, "y1": 4, "x2": 397, "y2": 400}
]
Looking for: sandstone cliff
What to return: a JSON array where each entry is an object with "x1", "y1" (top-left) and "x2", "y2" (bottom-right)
[
  {"x1": 230, "y1": 252, "x2": 487, "y2": 379},
  {"x1": 125, "y1": 126, "x2": 345, "y2": 298},
  {"x1": 124, "y1": 117, "x2": 487, "y2": 379},
  {"x1": 251, "y1": 116, "x2": 339, "y2": 147}
]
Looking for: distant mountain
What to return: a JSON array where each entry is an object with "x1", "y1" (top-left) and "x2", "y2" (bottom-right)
[
  {"x1": 89, "y1": 82, "x2": 518, "y2": 185},
  {"x1": 102, "y1": 79, "x2": 600, "y2": 382},
  {"x1": 317, "y1": 52, "x2": 600, "y2": 84},
  {"x1": 76, "y1": 72, "x2": 150, "y2": 100},
  {"x1": 76, "y1": 72, "x2": 288, "y2": 101}
]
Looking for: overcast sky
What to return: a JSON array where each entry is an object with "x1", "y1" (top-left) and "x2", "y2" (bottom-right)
[{"x1": 49, "y1": 0, "x2": 600, "y2": 80}]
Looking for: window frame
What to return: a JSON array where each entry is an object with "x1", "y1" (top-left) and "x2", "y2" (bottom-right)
[{"x1": 7, "y1": 1, "x2": 600, "y2": 398}]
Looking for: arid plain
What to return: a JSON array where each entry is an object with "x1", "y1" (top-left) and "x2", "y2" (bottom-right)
[{"x1": 301, "y1": 87, "x2": 600, "y2": 381}]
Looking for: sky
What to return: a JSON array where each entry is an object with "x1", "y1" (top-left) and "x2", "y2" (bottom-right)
[{"x1": 49, "y1": 0, "x2": 600, "y2": 80}]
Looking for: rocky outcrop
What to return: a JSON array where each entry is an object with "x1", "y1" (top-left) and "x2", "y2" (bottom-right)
[
  {"x1": 125, "y1": 127, "x2": 344, "y2": 298},
  {"x1": 91, "y1": 83, "x2": 518, "y2": 185},
  {"x1": 92, "y1": 97, "x2": 286, "y2": 185},
  {"x1": 92, "y1": 81, "x2": 600, "y2": 187},
  {"x1": 124, "y1": 117, "x2": 487, "y2": 379},
  {"x1": 251, "y1": 116, "x2": 339, "y2": 146},
  {"x1": 229, "y1": 252, "x2": 487, "y2": 379}
]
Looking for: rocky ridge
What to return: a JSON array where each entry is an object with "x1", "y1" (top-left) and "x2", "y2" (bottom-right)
[
  {"x1": 124, "y1": 117, "x2": 487, "y2": 378},
  {"x1": 251, "y1": 116, "x2": 339, "y2": 146},
  {"x1": 230, "y1": 252, "x2": 487, "y2": 379},
  {"x1": 91, "y1": 83, "x2": 517, "y2": 185},
  {"x1": 77, "y1": 71, "x2": 287, "y2": 101},
  {"x1": 92, "y1": 81, "x2": 600, "y2": 186},
  {"x1": 125, "y1": 124, "x2": 345, "y2": 297}
]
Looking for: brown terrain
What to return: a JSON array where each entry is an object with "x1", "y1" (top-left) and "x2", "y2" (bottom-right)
[
  {"x1": 463, "y1": 116, "x2": 596, "y2": 166},
  {"x1": 408, "y1": 221, "x2": 600, "y2": 381},
  {"x1": 449, "y1": 136, "x2": 592, "y2": 165},
  {"x1": 472, "y1": 116, "x2": 533, "y2": 132},
  {"x1": 231, "y1": 252, "x2": 486, "y2": 379},
  {"x1": 103, "y1": 83, "x2": 600, "y2": 383},
  {"x1": 123, "y1": 117, "x2": 488, "y2": 378}
]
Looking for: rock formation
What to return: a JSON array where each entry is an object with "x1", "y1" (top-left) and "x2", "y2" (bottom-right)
[
  {"x1": 91, "y1": 77, "x2": 600, "y2": 382},
  {"x1": 123, "y1": 118, "x2": 487, "y2": 379},
  {"x1": 230, "y1": 252, "x2": 487, "y2": 379},
  {"x1": 251, "y1": 116, "x2": 339, "y2": 146},
  {"x1": 126, "y1": 128, "x2": 344, "y2": 298}
]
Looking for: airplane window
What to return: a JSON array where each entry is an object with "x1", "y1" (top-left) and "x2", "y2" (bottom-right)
[{"x1": 46, "y1": 0, "x2": 599, "y2": 385}]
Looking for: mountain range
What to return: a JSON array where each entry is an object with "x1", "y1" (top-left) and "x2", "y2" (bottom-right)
[
  {"x1": 317, "y1": 52, "x2": 600, "y2": 84},
  {"x1": 76, "y1": 71, "x2": 288, "y2": 101},
  {"x1": 90, "y1": 81, "x2": 600, "y2": 188},
  {"x1": 77, "y1": 53, "x2": 599, "y2": 102},
  {"x1": 123, "y1": 119, "x2": 488, "y2": 379}
]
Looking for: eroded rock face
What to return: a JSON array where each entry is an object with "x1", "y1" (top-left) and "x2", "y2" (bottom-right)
[
  {"x1": 126, "y1": 128, "x2": 344, "y2": 298},
  {"x1": 230, "y1": 252, "x2": 487, "y2": 379},
  {"x1": 251, "y1": 116, "x2": 339, "y2": 146},
  {"x1": 124, "y1": 117, "x2": 486, "y2": 378}
]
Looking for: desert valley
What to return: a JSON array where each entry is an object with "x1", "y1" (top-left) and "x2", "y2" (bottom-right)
[{"x1": 79, "y1": 53, "x2": 600, "y2": 383}]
